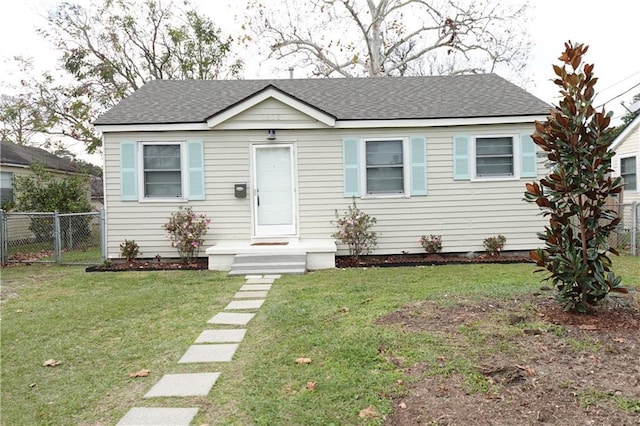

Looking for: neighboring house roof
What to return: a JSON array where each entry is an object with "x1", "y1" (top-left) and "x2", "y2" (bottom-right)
[
  {"x1": 1, "y1": 140, "x2": 78, "y2": 173},
  {"x1": 94, "y1": 74, "x2": 551, "y2": 126},
  {"x1": 610, "y1": 114, "x2": 640, "y2": 151}
]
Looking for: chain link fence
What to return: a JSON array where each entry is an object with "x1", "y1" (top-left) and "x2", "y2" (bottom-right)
[
  {"x1": 0, "y1": 210, "x2": 105, "y2": 265},
  {"x1": 609, "y1": 201, "x2": 639, "y2": 256}
]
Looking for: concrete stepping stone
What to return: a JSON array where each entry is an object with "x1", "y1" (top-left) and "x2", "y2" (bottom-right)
[
  {"x1": 144, "y1": 372, "x2": 220, "y2": 397},
  {"x1": 207, "y1": 312, "x2": 255, "y2": 325},
  {"x1": 240, "y1": 284, "x2": 272, "y2": 291},
  {"x1": 225, "y1": 299, "x2": 264, "y2": 310},
  {"x1": 234, "y1": 290, "x2": 268, "y2": 298},
  {"x1": 195, "y1": 329, "x2": 247, "y2": 343},
  {"x1": 263, "y1": 274, "x2": 281, "y2": 279},
  {"x1": 117, "y1": 407, "x2": 198, "y2": 426},
  {"x1": 178, "y1": 344, "x2": 238, "y2": 363},
  {"x1": 245, "y1": 277, "x2": 275, "y2": 284}
]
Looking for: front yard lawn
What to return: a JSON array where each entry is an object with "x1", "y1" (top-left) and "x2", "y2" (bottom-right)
[{"x1": 1, "y1": 257, "x2": 638, "y2": 425}]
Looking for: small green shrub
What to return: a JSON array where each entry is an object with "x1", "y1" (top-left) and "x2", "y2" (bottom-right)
[
  {"x1": 483, "y1": 235, "x2": 506, "y2": 256},
  {"x1": 119, "y1": 239, "x2": 140, "y2": 261},
  {"x1": 419, "y1": 234, "x2": 442, "y2": 254},
  {"x1": 332, "y1": 197, "x2": 377, "y2": 261}
]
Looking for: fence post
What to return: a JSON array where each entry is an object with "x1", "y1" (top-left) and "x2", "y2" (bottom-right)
[
  {"x1": 0, "y1": 210, "x2": 7, "y2": 266},
  {"x1": 632, "y1": 201, "x2": 638, "y2": 256},
  {"x1": 53, "y1": 211, "x2": 62, "y2": 263},
  {"x1": 100, "y1": 209, "x2": 106, "y2": 262}
]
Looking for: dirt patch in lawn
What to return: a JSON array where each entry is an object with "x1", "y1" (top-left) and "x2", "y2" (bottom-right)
[{"x1": 379, "y1": 292, "x2": 640, "y2": 425}]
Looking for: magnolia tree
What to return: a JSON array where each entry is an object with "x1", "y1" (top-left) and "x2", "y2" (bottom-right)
[{"x1": 524, "y1": 41, "x2": 626, "y2": 313}]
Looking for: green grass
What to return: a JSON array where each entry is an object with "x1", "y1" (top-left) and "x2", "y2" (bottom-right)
[{"x1": 1, "y1": 256, "x2": 638, "y2": 425}]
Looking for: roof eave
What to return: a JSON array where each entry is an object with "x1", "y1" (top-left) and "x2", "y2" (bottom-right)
[{"x1": 94, "y1": 114, "x2": 547, "y2": 133}]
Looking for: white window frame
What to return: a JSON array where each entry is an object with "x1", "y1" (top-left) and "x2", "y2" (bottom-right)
[
  {"x1": 361, "y1": 137, "x2": 410, "y2": 198},
  {"x1": 0, "y1": 171, "x2": 14, "y2": 203},
  {"x1": 620, "y1": 154, "x2": 638, "y2": 192},
  {"x1": 138, "y1": 141, "x2": 187, "y2": 202},
  {"x1": 471, "y1": 134, "x2": 520, "y2": 181}
]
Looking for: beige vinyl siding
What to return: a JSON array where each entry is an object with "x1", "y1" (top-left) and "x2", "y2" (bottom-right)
[
  {"x1": 103, "y1": 123, "x2": 546, "y2": 259},
  {"x1": 612, "y1": 124, "x2": 640, "y2": 203},
  {"x1": 214, "y1": 98, "x2": 327, "y2": 130}
]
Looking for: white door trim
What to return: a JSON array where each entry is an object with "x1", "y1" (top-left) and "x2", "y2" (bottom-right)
[{"x1": 251, "y1": 143, "x2": 298, "y2": 238}]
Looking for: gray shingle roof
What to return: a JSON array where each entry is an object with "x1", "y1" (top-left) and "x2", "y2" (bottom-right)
[
  {"x1": 94, "y1": 74, "x2": 550, "y2": 126},
  {"x1": 1, "y1": 140, "x2": 78, "y2": 173}
]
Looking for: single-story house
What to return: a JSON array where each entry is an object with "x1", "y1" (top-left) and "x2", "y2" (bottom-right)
[
  {"x1": 93, "y1": 74, "x2": 551, "y2": 271},
  {"x1": 611, "y1": 114, "x2": 640, "y2": 203}
]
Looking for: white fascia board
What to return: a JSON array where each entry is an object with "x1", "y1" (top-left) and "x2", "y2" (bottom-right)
[
  {"x1": 610, "y1": 114, "x2": 640, "y2": 151},
  {"x1": 206, "y1": 88, "x2": 336, "y2": 128},
  {"x1": 334, "y1": 115, "x2": 548, "y2": 128},
  {"x1": 94, "y1": 114, "x2": 546, "y2": 133},
  {"x1": 94, "y1": 122, "x2": 209, "y2": 133}
]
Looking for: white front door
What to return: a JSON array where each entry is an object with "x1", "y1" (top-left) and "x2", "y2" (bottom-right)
[{"x1": 253, "y1": 144, "x2": 297, "y2": 237}]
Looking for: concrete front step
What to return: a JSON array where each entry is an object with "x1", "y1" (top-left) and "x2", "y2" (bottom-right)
[{"x1": 228, "y1": 254, "x2": 306, "y2": 275}]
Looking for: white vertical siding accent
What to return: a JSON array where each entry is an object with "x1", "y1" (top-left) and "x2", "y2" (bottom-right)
[{"x1": 612, "y1": 124, "x2": 640, "y2": 203}]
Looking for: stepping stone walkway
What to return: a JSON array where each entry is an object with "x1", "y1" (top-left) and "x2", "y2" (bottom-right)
[{"x1": 117, "y1": 274, "x2": 280, "y2": 426}]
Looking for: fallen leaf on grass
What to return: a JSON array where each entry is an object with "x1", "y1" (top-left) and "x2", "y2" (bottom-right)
[
  {"x1": 359, "y1": 405, "x2": 380, "y2": 419},
  {"x1": 398, "y1": 402, "x2": 407, "y2": 409},
  {"x1": 306, "y1": 381, "x2": 316, "y2": 391},
  {"x1": 339, "y1": 306, "x2": 350, "y2": 313},
  {"x1": 613, "y1": 337, "x2": 626, "y2": 343},
  {"x1": 129, "y1": 369, "x2": 151, "y2": 378},
  {"x1": 295, "y1": 357, "x2": 312, "y2": 365},
  {"x1": 42, "y1": 359, "x2": 61, "y2": 367}
]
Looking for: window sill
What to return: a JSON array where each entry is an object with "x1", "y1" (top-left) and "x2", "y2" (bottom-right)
[
  {"x1": 138, "y1": 197, "x2": 187, "y2": 203},
  {"x1": 471, "y1": 176, "x2": 520, "y2": 182},
  {"x1": 361, "y1": 194, "x2": 410, "y2": 200}
]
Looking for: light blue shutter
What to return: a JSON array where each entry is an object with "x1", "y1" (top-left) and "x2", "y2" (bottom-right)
[
  {"x1": 120, "y1": 142, "x2": 137, "y2": 201},
  {"x1": 343, "y1": 138, "x2": 360, "y2": 197},
  {"x1": 187, "y1": 140, "x2": 205, "y2": 200},
  {"x1": 453, "y1": 135, "x2": 470, "y2": 180},
  {"x1": 410, "y1": 136, "x2": 427, "y2": 196},
  {"x1": 520, "y1": 133, "x2": 537, "y2": 178}
]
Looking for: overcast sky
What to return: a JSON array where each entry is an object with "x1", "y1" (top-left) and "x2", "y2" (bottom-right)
[{"x1": 1, "y1": 0, "x2": 639, "y2": 163}]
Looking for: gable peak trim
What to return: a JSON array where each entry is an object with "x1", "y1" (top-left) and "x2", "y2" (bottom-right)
[{"x1": 206, "y1": 85, "x2": 336, "y2": 128}]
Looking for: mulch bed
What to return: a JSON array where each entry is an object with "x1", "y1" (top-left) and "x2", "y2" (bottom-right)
[
  {"x1": 83, "y1": 253, "x2": 531, "y2": 272},
  {"x1": 335, "y1": 253, "x2": 532, "y2": 268},
  {"x1": 86, "y1": 259, "x2": 208, "y2": 272}
]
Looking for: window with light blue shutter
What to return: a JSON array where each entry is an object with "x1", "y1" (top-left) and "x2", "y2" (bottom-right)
[
  {"x1": 410, "y1": 136, "x2": 427, "y2": 195},
  {"x1": 453, "y1": 135, "x2": 470, "y2": 180},
  {"x1": 343, "y1": 138, "x2": 360, "y2": 197},
  {"x1": 187, "y1": 140, "x2": 205, "y2": 200},
  {"x1": 520, "y1": 133, "x2": 537, "y2": 178},
  {"x1": 120, "y1": 141, "x2": 137, "y2": 200}
]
